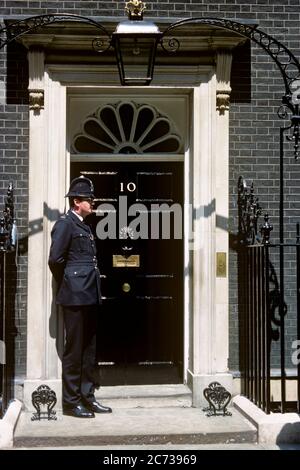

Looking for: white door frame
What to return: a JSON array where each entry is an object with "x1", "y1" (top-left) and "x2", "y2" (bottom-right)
[{"x1": 24, "y1": 59, "x2": 233, "y2": 409}]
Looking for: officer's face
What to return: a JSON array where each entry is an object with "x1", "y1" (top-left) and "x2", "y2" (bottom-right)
[{"x1": 74, "y1": 198, "x2": 94, "y2": 218}]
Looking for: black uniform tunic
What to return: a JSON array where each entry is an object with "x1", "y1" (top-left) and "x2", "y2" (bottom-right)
[
  {"x1": 48, "y1": 210, "x2": 101, "y2": 407},
  {"x1": 48, "y1": 210, "x2": 101, "y2": 306}
]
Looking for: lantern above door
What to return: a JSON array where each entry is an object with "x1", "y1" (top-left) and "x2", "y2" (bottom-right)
[{"x1": 112, "y1": 1, "x2": 162, "y2": 85}]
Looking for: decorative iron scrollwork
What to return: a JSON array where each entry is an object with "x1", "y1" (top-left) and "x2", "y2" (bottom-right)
[
  {"x1": 238, "y1": 177, "x2": 273, "y2": 246},
  {"x1": 160, "y1": 37, "x2": 180, "y2": 54},
  {"x1": 278, "y1": 83, "x2": 300, "y2": 160},
  {"x1": 260, "y1": 213, "x2": 273, "y2": 245},
  {"x1": 161, "y1": 18, "x2": 300, "y2": 99},
  {"x1": 286, "y1": 115, "x2": 300, "y2": 161},
  {"x1": 203, "y1": 382, "x2": 232, "y2": 417},
  {"x1": 92, "y1": 37, "x2": 111, "y2": 54},
  {"x1": 0, "y1": 183, "x2": 17, "y2": 252},
  {"x1": 160, "y1": 17, "x2": 300, "y2": 159},
  {"x1": 0, "y1": 14, "x2": 111, "y2": 49},
  {"x1": 31, "y1": 384, "x2": 57, "y2": 421},
  {"x1": 238, "y1": 177, "x2": 263, "y2": 245}
]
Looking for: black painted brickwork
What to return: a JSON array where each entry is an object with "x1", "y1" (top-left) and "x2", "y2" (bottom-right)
[
  {"x1": 0, "y1": 37, "x2": 28, "y2": 382},
  {"x1": 1, "y1": 1, "x2": 300, "y2": 380}
]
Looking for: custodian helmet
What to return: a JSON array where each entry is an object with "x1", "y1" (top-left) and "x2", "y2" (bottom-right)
[{"x1": 65, "y1": 175, "x2": 95, "y2": 198}]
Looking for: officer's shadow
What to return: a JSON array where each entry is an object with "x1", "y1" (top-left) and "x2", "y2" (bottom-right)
[
  {"x1": 49, "y1": 277, "x2": 64, "y2": 362},
  {"x1": 46, "y1": 202, "x2": 65, "y2": 361}
]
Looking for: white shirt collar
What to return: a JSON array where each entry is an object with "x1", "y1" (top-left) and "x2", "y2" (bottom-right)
[{"x1": 71, "y1": 210, "x2": 83, "y2": 222}]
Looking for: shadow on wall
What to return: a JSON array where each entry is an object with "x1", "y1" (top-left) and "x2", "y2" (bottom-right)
[
  {"x1": 230, "y1": 40, "x2": 251, "y2": 104},
  {"x1": 6, "y1": 42, "x2": 28, "y2": 105},
  {"x1": 49, "y1": 278, "x2": 64, "y2": 362},
  {"x1": 16, "y1": 204, "x2": 65, "y2": 361},
  {"x1": 18, "y1": 204, "x2": 63, "y2": 255},
  {"x1": 276, "y1": 422, "x2": 300, "y2": 445}
]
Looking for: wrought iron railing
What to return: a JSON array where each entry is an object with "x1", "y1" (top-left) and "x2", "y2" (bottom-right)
[
  {"x1": 0, "y1": 183, "x2": 16, "y2": 418},
  {"x1": 238, "y1": 178, "x2": 300, "y2": 414}
]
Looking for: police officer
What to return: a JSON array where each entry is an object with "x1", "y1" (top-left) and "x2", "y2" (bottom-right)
[{"x1": 48, "y1": 175, "x2": 112, "y2": 418}]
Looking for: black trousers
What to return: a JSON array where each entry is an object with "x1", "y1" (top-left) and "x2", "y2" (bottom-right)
[{"x1": 62, "y1": 305, "x2": 98, "y2": 408}]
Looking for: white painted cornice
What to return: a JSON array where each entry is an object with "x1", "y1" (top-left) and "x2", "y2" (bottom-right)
[
  {"x1": 46, "y1": 64, "x2": 213, "y2": 87},
  {"x1": 20, "y1": 32, "x2": 245, "y2": 53},
  {"x1": 17, "y1": 19, "x2": 246, "y2": 56}
]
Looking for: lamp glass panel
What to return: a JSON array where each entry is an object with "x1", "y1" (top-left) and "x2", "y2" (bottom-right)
[{"x1": 117, "y1": 36, "x2": 157, "y2": 83}]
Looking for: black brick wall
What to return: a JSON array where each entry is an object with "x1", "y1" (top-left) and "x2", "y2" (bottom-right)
[
  {"x1": 1, "y1": 0, "x2": 299, "y2": 380},
  {"x1": 0, "y1": 37, "x2": 28, "y2": 381}
]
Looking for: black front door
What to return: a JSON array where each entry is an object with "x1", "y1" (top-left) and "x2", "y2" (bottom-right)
[{"x1": 71, "y1": 161, "x2": 184, "y2": 384}]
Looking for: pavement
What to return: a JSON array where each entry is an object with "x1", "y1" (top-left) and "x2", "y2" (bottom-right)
[{"x1": 11, "y1": 443, "x2": 300, "y2": 450}]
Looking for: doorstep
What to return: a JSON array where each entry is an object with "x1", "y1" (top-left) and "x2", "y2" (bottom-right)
[
  {"x1": 14, "y1": 392, "x2": 257, "y2": 448},
  {"x1": 95, "y1": 384, "x2": 193, "y2": 408}
]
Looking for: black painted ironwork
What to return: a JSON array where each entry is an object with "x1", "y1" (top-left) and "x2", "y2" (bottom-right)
[
  {"x1": 0, "y1": 183, "x2": 16, "y2": 418},
  {"x1": 260, "y1": 214, "x2": 273, "y2": 246},
  {"x1": 238, "y1": 179, "x2": 300, "y2": 413},
  {"x1": 0, "y1": 14, "x2": 111, "y2": 51},
  {"x1": 238, "y1": 177, "x2": 273, "y2": 245},
  {"x1": 161, "y1": 18, "x2": 300, "y2": 95},
  {"x1": 161, "y1": 18, "x2": 300, "y2": 161},
  {"x1": 0, "y1": 183, "x2": 16, "y2": 253},
  {"x1": 0, "y1": 250, "x2": 5, "y2": 419},
  {"x1": 238, "y1": 176, "x2": 262, "y2": 246},
  {"x1": 31, "y1": 385, "x2": 57, "y2": 421},
  {"x1": 297, "y1": 223, "x2": 300, "y2": 414},
  {"x1": 203, "y1": 382, "x2": 232, "y2": 417}
]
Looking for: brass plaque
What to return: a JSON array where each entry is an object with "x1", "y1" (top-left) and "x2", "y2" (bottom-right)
[
  {"x1": 216, "y1": 252, "x2": 227, "y2": 278},
  {"x1": 113, "y1": 254, "x2": 140, "y2": 268}
]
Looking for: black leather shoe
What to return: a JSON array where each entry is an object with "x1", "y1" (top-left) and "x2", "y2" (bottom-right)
[
  {"x1": 85, "y1": 401, "x2": 112, "y2": 413},
  {"x1": 63, "y1": 404, "x2": 95, "y2": 418}
]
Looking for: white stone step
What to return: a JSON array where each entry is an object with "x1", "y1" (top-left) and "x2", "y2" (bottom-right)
[
  {"x1": 95, "y1": 384, "x2": 192, "y2": 408},
  {"x1": 14, "y1": 407, "x2": 257, "y2": 448}
]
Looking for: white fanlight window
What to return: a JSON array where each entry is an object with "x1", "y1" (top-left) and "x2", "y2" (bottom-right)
[{"x1": 71, "y1": 101, "x2": 183, "y2": 154}]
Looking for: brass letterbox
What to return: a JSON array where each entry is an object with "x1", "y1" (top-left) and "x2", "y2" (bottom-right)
[{"x1": 113, "y1": 254, "x2": 140, "y2": 268}]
